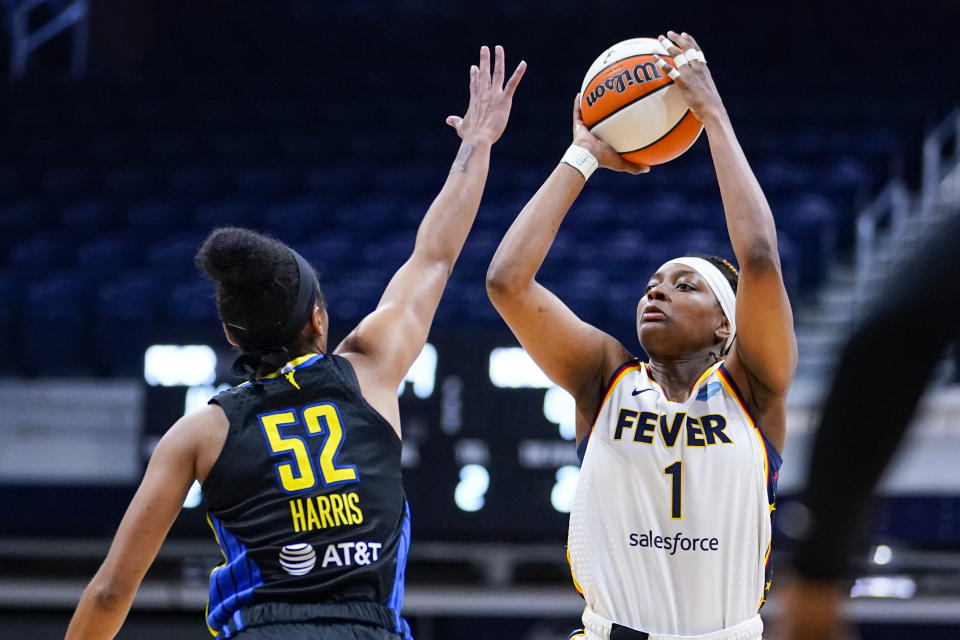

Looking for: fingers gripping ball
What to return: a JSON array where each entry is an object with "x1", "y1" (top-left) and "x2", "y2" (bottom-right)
[{"x1": 580, "y1": 38, "x2": 703, "y2": 166}]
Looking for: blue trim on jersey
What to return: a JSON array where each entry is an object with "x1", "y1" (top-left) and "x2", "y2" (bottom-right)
[
  {"x1": 237, "y1": 353, "x2": 325, "y2": 388},
  {"x1": 387, "y1": 501, "x2": 413, "y2": 639},
  {"x1": 207, "y1": 515, "x2": 264, "y2": 635},
  {"x1": 232, "y1": 610, "x2": 244, "y2": 633},
  {"x1": 576, "y1": 437, "x2": 589, "y2": 465}
]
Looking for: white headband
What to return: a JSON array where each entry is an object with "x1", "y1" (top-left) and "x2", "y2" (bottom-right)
[{"x1": 660, "y1": 257, "x2": 737, "y2": 353}]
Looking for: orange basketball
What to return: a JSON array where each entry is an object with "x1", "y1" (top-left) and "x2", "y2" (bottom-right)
[{"x1": 580, "y1": 38, "x2": 702, "y2": 166}]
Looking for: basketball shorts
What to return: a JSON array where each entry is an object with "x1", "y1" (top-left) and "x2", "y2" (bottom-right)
[
  {"x1": 567, "y1": 606, "x2": 763, "y2": 640},
  {"x1": 219, "y1": 601, "x2": 409, "y2": 640},
  {"x1": 234, "y1": 621, "x2": 403, "y2": 639}
]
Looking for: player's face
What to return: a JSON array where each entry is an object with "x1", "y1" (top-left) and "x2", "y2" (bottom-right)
[{"x1": 636, "y1": 264, "x2": 727, "y2": 358}]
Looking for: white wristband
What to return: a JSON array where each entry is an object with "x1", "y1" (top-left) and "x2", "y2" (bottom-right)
[{"x1": 561, "y1": 144, "x2": 599, "y2": 181}]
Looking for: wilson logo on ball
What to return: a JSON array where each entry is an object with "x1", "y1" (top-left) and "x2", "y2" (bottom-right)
[
  {"x1": 582, "y1": 61, "x2": 663, "y2": 109},
  {"x1": 580, "y1": 37, "x2": 703, "y2": 166}
]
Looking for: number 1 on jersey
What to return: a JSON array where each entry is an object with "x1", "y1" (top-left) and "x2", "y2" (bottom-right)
[{"x1": 664, "y1": 461, "x2": 682, "y2": 519}]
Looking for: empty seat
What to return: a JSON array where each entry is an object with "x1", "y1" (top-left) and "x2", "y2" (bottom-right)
[
  {"x1": 237, "y1": 165, "x2": 301, "y2": 196},
  {"x1": 0, "y1": 271, "x2": 22, "y2": 373},
  {"x1": 41, "y1": 166, "x2": 97, "y2": 195},
  {"x1": 6, "y1": 233, "x2": 70, "y2": 275},
  {"x1": 18, "y1": 273, "x2": 92, "y2": 374},
  {"x1": 94, "y1": 272, "x2": 163, "y2": 375},
  {"x1": 60, "y1": 199, "x2": 121, "y2": 235},
  {"x1": 298, "y1": 231, "x2": 360, "y2": 275},
  {"x1": 74, "y1": 232, "x2": 143, "y2": 277},
  {"x1": 194, "y1": 198, "x2": 261, "y2": 230},
  {"x1": 263, "y1": 198, "x2": 331, "y2": 239},
  {"x1": 166, "y1": 277, "x2": 219, "y2": 322},
  {"x1": 1, "y1": 199, "x2": 45, "y2": 239},
  {"x1": 126, "y1": 200, "x2": 191, "y2": 234},
  {"x1": 104, "y1": 165, "x2": 163, "y2": 195},
  {"x1": 169, "y1": 164, "x2": 236, "y2": 195},
  {"x1": 146, "y1": 233, "x2": 205, "y2": 279}
]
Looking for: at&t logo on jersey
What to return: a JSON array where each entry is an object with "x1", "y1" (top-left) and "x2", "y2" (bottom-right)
[
  {"x1": 278, "y1": 540, "x2": 384, "y2": 576},
  {"x1": 320, "y1": 540, "x2": 383, "y2": 569},
  {"x1": 279, "y1": 542, "x2": 316, "y2": 575}
]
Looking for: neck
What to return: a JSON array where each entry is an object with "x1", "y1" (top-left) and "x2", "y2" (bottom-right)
[{"x1": 646, "y1": 353, "x2": 718, "y2": 402}]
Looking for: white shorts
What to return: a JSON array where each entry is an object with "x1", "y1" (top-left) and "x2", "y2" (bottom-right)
[{"x1": 573, "y1": 606, "x2": 763, "y2": 640}]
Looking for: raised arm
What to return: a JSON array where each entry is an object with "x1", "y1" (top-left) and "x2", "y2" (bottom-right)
[
  {"x1": 655, "y1": 32, "x2": 797, "y2": 408},
  {"x1": 65, "y1": 408, "x2": 221, "y2": 640},
  {"x1": 486, "y1": 97, "x2": 646, "y2": 439},
  {"x1": 336, "y1": 46, "x2": 525, "y2": 430}
]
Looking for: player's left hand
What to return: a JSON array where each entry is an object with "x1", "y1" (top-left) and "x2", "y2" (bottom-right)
[
  {"x1": 652, "y1": 31, "x2": 725, "y2": 124},
  {"x1": 446, "y1": 45, "x2": 526, "y2": 146}
]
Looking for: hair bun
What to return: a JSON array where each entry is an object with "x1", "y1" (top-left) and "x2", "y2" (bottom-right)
[{"x1": 195, "y1": 227, "x2": 285, "y2": 288}]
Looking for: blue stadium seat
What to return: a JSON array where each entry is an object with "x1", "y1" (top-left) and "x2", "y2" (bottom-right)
[
  {"x1": 60, "y1": 199, "x2": 121, "y2": 236},
  {"x1": 18, "y1": 273, "x2": 92, "y2": 374},
  {"x1": 74, "y1": 232, "x2": 143, "y2": 278},
  {"x1": 147, "y1": 133, "x2": 200, "y2": 161},
  {"x1": 7, "y1": 233, "x2": 69, "y2": 276},
  {"x1": 104, "y1": 165, "x2": 163, "y2": 195},
  {"x1": 373, "y1": 164, "x2": 444, "y2": 196},
  {"x1": 169, "y1": 164, "x2": 236, "y2": 196},
  {"x1": 755, "y1": 156, "x2": 812, "y2": 196},
  {"x1": 1, "y1": 199, "x2": 45, "y2": 239},
  {"x1": 362, "y1": 232, "x2": 414, "y2": 272},
  {"x1": 94, "y1": 272, "x2": 163, "y2": 375},
  {"x1": 237, "y1": 165, "x2": 301, "y2": 196},
  {"x1": 88, "y1": 134, "x2": 132, "y2": 163},
  {"x1": 126, "y1": 200, "x2": 191, "y2": 234},
  {"x1": 0, "y1": 166, "x2": 21, "y2": 198},
  {"x1": 457, "y1": 229, "x2": 503, "y2": 272},
  {"x1": 263, "y1": 198, "x2": 330, "y2": 240},
  {"x1": 782, "y1": 194, "x2": 837, "y2": 290},
  {"x1": 570, "y1": 193, "x2": 619, "y2": 232},
  {"x1": 41, "y1": 165, "x2": 96, "y2": 195},
  {"x1": 596, "y1": 230, "x2": 648, "y2": 270},
  {"x1": 324, "y1": 270, "x2": 391, "y2": 323},
  {"x1": 278, "y1": 131, "x2": 327, "y2": 160},
  {"x1": 146, "y1": 233, "x2": 205, "y2": 279},
  {"x1": 193, "y1": 198, "x2": 261, "y2": 230},
  {"x1": 336, "y1": 199, "x2": 402, "y2": 238},
  {"x1": 0, "y1": 271, "x2": 21, "y2": 373},
  {"x1": 166, "y1": 277, "x2": 219, "y2": 323},
  {"x1": 297, "y1": 231, "x2": 361, "y2": 276},
  {"x1": 305, "y1": 166, "x2": 372, "y2": 198}
]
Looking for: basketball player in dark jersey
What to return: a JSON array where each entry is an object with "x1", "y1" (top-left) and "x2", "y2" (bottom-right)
[
  {"x1": 781, "y1": 212, "x2": 960, "y2": 639},
  {"x1": 65, "y1": 46, "x2": 525, "y2": 640}
]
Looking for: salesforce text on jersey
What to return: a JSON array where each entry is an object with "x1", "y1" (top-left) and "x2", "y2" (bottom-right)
[{"x1": 628, "y1": 530, "x2": 720, "y2": 555}]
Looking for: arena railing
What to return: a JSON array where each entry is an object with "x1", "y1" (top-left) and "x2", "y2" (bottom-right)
[
  {"x1": 5, "y1": 0, "x2": 88, "y2": 80},
  {"x1": 921, "y1": 106, "x2": 960, "y2": 218}
]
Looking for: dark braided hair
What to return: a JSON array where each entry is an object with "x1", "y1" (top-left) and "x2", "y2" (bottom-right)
[
  {"x1": 195, "y1": 227, "x2": 325, "y2": 375},
  {"x1": 696, "y1": 254, "x2": 739, "y2": 294}
]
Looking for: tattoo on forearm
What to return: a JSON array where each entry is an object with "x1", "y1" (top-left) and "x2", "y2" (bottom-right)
[{"x1": 450, "y1": 144, "x2": 475, "y2": 173}]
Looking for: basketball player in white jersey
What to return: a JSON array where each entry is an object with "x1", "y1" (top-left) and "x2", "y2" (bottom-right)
[{"x1": 486, "y1": 31, "x2": 796, "y2": 640}]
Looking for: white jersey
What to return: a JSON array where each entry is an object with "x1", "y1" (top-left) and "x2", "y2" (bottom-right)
[{"x1": 567, "y1": 360, "x2": 780, "y2": 636}]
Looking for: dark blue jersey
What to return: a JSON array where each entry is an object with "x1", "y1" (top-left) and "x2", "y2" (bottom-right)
[{"x1": 201, "y1": 353, "x2": 410, "y2": 638}]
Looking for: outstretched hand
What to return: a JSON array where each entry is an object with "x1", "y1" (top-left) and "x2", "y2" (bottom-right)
[
  {"x1": 447, "y1": 45, "x2": 526, "y2": 145},
  {"x1": 571, "y1": 94, "x2": 649, "y2": 175},
  {"x1": 653, "y1": 31, "x2": 725, "y2": 124}
]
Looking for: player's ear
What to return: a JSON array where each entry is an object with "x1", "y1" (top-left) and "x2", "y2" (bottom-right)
[
  {"x1": 310, "y1": 306, "x2": 328, "y2": 351},
  {"x1": 223, "y1": 324, "x2": 240, "y2": 347},
  {"x1": 714, "y1": 317, "x2": 731, "y2": 345}
]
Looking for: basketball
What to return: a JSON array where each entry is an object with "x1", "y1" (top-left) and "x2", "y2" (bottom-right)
[{"x1": 580, "y1": 37, "x2": 703, "y2": 166}]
